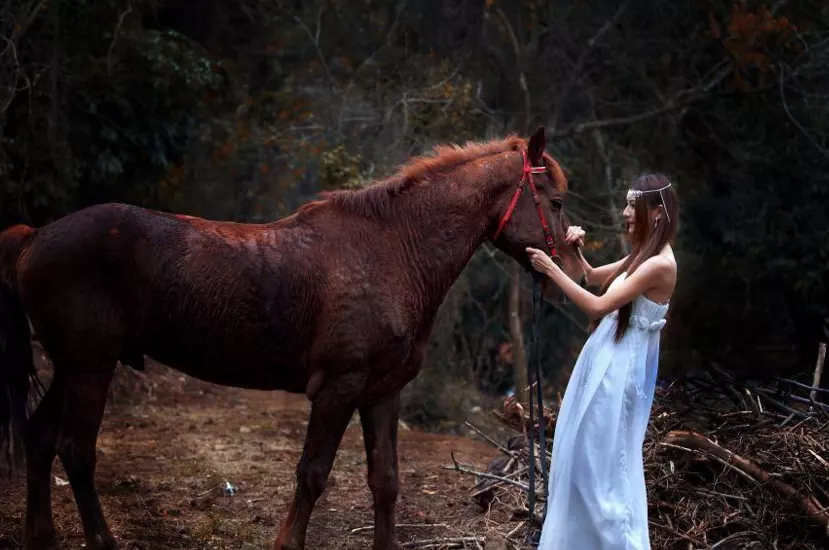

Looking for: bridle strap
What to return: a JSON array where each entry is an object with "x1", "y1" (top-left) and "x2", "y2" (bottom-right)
[
  {"x1": 491, "y1": 149, "x2": 560, "y2": 258},
  {"x1": 492, "y1": 149, "x2": 558, "y2": 544}
]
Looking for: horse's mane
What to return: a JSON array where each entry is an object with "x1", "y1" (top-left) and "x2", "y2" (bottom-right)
[{"x1": 310, "y1": 135, "x2": 567, "y2": 220}]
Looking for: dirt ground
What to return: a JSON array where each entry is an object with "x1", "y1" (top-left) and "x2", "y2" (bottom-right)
[{"x1": 0, "y1": 355, "x2": 504, "y2": 550}]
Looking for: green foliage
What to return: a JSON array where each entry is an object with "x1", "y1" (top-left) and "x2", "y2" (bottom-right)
[
  {"x1": 319, "y1": 144, "x2": 370, "y2": 190},
  {"x1": 1, "y1": 1, "x2": 235, "y2": 220},
  {"x1": 73, "y1": 29, "x2": 227, "y2": 185}
]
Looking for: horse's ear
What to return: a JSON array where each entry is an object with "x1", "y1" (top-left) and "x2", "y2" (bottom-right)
[{"x1": 527, "y1": 126, "x2": 547, "y2": 163}]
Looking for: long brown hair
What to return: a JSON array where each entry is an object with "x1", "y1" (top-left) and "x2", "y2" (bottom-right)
[{"x1": 601, "y1": 173, "x2": 679, "y2": 342}]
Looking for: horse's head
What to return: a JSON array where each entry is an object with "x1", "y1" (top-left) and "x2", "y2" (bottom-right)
[{"x1": 488, "y1": 127, "x2": 582, "y2": 290}]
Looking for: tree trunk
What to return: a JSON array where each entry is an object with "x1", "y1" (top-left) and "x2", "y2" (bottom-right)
[
  {"x1": 591, "y1": 125, "x2": 629, "y2": 256},
  {"x1": 48, "y1": 0, "x2": 60, "y2": 145},
  {"x1": 508, "y1": 262, "x2": 529, "y2": 405}
]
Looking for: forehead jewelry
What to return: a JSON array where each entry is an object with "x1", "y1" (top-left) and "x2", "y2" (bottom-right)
[{"x1": 627, "y1": 182, "x2": 672, "y2": 223}]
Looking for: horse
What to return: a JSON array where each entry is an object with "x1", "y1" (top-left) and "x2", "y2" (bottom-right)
[{"x1": 0, "y1": 127, "x2": 581, "y2": 550}]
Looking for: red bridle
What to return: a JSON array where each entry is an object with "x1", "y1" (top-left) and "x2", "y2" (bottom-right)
[{"x1": 491, "y1": 149, "x2": 560, "y2": 259}]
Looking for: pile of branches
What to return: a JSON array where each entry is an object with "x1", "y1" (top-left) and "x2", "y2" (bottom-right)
[{"x1": 449, "y1": 346, "x2": 829, "y2": 549}]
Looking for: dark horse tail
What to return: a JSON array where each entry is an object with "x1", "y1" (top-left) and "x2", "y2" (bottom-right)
[{"x1": 0, "y1": 224, "x2": 41, "y2": 475}]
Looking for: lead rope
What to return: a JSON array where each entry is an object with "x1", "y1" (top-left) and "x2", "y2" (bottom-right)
[
  {"x1": 526, "y1": 335, "x2": 537, "y2": 545},
  {"x1": 533, "y1": 279, "x2": 550, "y2": 516},
  {"x1": 526, "y1": 277, "x2": 550, "y2": 545}
]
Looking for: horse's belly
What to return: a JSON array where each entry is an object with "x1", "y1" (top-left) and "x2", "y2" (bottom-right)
[{"x1": 141, "y1": 331, "x2": 309, "y2": 393}]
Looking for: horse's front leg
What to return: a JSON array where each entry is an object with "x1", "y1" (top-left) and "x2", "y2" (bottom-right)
[
  {"x1": 359, "y1": 391, "x2": 402, "y2": 550},
  {"x1": 272, "y1": 371, "x2": 361, "y2": 550}
]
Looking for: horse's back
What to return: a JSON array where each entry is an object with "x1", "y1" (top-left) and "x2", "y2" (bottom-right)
[{"x1": 16, "y1": 201, "x2": 439, "y2": 394}]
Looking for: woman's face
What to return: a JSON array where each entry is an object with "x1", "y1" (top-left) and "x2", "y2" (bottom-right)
[{"x1": 622, "y1": 199, "x2": 636, "y2": 235}]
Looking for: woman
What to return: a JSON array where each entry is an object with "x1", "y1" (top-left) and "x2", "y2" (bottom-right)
[{"x1": 526, "y1": 173, "x2": 679, "y2": 550}]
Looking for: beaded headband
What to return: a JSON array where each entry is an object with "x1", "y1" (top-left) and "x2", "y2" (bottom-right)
[{"x1": 626, "y1": 182, "x2": 672, "y2": 224}]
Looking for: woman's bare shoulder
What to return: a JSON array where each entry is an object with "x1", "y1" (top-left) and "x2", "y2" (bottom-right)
[{"x1": 640, "y1": 249, "x2": 677, "y2": 285}]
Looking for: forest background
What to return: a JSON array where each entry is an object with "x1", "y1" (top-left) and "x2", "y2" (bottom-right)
[{"x1": 1, "y1": 0, "x2": 827, "y2": 431}]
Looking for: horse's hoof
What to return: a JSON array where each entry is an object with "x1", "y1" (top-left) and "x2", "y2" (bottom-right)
[
  {"x1": 87, "y1": 534, "x2": 118, "y2": 550},
  {"x1": 23, "y1": 534, "x2": 60, "y2": 550},
  {"x1": 370, "y1": 539, "x2": 403, "y2": 550}
]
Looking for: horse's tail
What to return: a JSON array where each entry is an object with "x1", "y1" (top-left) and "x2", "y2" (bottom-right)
[
  {"x1": 0, "y1": 224, "x2": 41, "y2": 475},
  {"x1": 0, "y1": 224, "x2": 36, "y2": 288}
]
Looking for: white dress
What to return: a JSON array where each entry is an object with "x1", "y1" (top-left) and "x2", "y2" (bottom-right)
[{"x1": 538, "y1": 273, "x2": 668, "y2": 550}]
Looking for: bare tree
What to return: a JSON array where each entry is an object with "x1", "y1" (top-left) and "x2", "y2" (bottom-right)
[{"x1": 493, "y1": 6, "x2": 531, "y2": 406}]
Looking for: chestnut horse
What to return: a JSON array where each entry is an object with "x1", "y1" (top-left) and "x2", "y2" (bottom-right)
[{"x1": 0, "y1": 127, "x2": 580, "y2": 550}]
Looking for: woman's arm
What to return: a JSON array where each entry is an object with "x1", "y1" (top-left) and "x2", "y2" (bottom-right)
[
  {"x1": 564, "y1": 226, "x2": 628, "y2": 287},
  {"x1": 577, "y1": 249, "x2": 628, "y2": 288},
  {"x1": 528, "y1": 247, "x2": 672, "y2": 320}
]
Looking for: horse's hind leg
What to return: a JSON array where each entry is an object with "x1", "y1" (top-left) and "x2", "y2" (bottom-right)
[
  {"x1": 55, "y1": 364, "x2": 117, "y2": 550},
  {"x1": 273, "y1": 373, "x2": 360, "y2": 550},
  {"x1": 359, "y1": 392, "x2": 403, "y2": 550},
  {"x1": 24, "y1": 351, "x2": 117, "y2": 550},
  {"x1": 23, "y1": 374, "x2": 65, "y2": 549}
]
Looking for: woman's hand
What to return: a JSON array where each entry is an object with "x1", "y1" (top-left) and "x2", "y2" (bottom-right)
[
  {"x1": 526, "y1": 247, "x2": 560, "y2": 278},
  {"x1": 566, "y1": 225, "x2": 585, "y2": 247}
]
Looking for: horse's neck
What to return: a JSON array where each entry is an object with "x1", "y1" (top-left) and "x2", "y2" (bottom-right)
[
  {"x1": 392, "y1": 186, "x2": 492, "y2": 308},
  {"x1": 322, "y1": 153, "x2": 515, "y2": 311}
]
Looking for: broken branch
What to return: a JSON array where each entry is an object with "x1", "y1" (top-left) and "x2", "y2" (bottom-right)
[
  {"x1": 400, "y1": 536, "x2": 486, "y2": 549},
  {"x1": 444, "y1": 452, "x2": 530, "y2": 491},
  {"x1": 664, "y1": 429, "x2": 829, "y2": 534}
]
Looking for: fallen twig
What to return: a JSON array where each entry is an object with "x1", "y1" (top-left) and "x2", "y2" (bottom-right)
[
  {"x1": 400, "y1": 536, "x2": 486, "y2": 549},
  {"x1": 350, "y1": 523, "x2": 449, "y2": 535},
  {"x1": 647, "y1": 520, "x2": 703, "y2": 546},
  {"x1": 812, "y1": 343, "x2": 827, "y2": 407},
  {"x1": 463, "y1": 421, "x2": 510, "y2": 455},
  {"x1": 444, "y1": 452, "x2": 530, "y2": 491}
]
